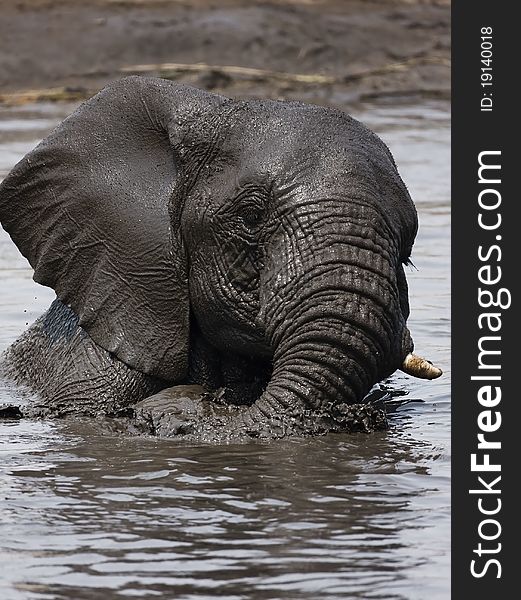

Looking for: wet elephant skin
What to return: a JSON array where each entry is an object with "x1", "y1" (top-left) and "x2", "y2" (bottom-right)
[{"x1": 0, "y1": 76, "x2": 437, "y2": 440}]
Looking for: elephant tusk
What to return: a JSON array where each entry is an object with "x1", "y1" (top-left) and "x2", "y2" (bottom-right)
[{"x1": 401, "y1": 353, "x2": 442, "y2": 380}]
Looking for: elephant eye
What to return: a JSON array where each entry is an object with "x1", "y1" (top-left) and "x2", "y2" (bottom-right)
[{"x1": 242, "y1": 205, "x2": 263, "y2": 229}]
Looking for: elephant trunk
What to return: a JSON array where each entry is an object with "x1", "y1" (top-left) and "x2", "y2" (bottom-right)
[
  {"x1": 245, "y1": 316, "x2": 441, "y2": 435},
  {"x1": 240, "y1": 198, "x2": 442, "y2": 434},
  {"x1": 250, "y1": 251, "x2": 409, "y2": 431}
]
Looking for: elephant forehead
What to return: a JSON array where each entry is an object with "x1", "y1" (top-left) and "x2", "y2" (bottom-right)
[{"x1": 224, "y1": 100, "x2": 393, "y2": 165}]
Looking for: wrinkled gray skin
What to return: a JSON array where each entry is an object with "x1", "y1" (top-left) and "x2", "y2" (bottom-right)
[{"x1": 0, "y1": 76, "x2": 421, "y2": 440}]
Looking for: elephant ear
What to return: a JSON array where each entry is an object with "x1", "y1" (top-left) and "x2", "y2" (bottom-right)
[{"x1": 0, "y1": 76, "x2": 226, "y2": 381}]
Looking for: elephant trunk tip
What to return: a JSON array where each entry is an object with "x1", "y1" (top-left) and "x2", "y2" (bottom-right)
[{"x1": 401, "y1": 353, "x2": 442, "y2": 380}]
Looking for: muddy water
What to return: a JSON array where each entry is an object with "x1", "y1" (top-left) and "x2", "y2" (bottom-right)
[{"x1": 0, "y1": 100, "x2": 450, "y2": 600}]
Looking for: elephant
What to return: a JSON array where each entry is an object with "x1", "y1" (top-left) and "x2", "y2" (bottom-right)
[{"x1": 0, "y1": 76, "x2": 441, "y2": 440}]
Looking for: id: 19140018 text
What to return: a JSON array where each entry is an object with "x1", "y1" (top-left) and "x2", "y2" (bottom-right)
[{"x1": 480, "y1": 27, "x2": 493, "y2": 112}]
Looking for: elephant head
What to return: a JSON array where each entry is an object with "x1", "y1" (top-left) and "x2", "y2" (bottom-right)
[{"x1": 0, "y1": 76, "x2": 441, "y2": 437}]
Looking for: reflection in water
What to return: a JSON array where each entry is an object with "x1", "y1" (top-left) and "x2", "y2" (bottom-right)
[
  {"x1": 1, "y1": 420, "x2": 439, "y2": 600},
  {"x1": 0, "y1": 100, "x2": 450, "y2": 600}
]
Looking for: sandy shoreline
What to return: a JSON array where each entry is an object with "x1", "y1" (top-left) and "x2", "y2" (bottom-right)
[{"x1": 0, "y1": 0, "x2": 449, "y2": 107}]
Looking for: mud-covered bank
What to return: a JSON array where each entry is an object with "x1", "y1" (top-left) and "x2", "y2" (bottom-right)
[{"x1": 0, "y1": 0, "x2": 450, "y2": 107}]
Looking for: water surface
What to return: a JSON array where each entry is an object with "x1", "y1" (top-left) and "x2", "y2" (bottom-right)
[{"x1": 0, "y1": 99, "x2": 450, "y2": 600}]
